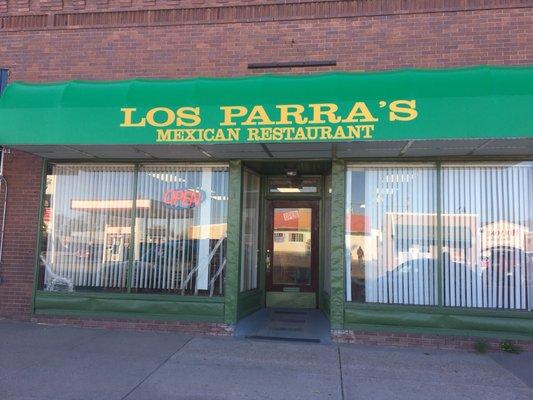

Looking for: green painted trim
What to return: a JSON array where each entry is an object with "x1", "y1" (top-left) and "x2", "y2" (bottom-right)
[
  {"x1": 436, "y1": 161, "x2": 443, "y2": 307},
  {"x1": 344, "y1": 304, "x2": 533, "y2": 337},
  {"x1": 266, "y1": 292, "x2": 316, "y2": 308},
  {"x1": 36, "y1": 290, "x2": 224, "y2": 303},
  {"x1": 344, "y1": 302, "x2": 533, "y2": 319},
  {"x1": 329, "y1": 159, "x2": 346, "y2": 328},
  {"x1": 126, "y1": 164, "x2": 139, "y2": 293},
  {"x1": 237, "y1": 289, "x2": 263, "y2": 320},
  {"x1": 225, "y1": 160, "x2": 243, "y2": 324},
  {"x1": 317, "y1": 175, "x2": 325, "y2": 312},
  {"x1": 259, "y1": 174, "x2": 268, "y2": 306},
  {"x1": 31, "y1": 159, "x2": 47, "y2": 313},
  {"x1": 35, "y1": 292, "x2": 225, "y2": 322}
]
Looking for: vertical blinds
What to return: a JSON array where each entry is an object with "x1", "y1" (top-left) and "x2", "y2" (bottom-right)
[
  {"x1": 133, "y1": 165, "x2": 228, "y2": 295},
  {"x1": 442, "y1": 163, "x2": 532, "y2": 310},
  {"x1": 346, "y1": 166, "x2": 438, "y2": 305},
  {"x1": 42, "y1": 164, "x2": 229, "y2": 296},
  {"x1": 346, "y1": 162, "x2": 532, "y2": 311},
  {"x1": 45, "y1": 164, "x2": 134, "y2": 290},
  {"x1": 240, "y1": 170, "x2": 260, "y2": 292}
]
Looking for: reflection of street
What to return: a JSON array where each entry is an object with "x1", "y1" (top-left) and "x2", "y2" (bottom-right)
[
  {"x1": 42, "y1": 165, "x2": 229, "y2": 296},
  {"x1": 352, "y1": 252, "x2": 365, "y2": 302},
  {"x1": 272, "y1": 207, "x2": 312, "y2": 286}
]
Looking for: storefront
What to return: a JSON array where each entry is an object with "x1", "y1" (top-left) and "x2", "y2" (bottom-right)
[{"x1": 0, "y1": 66, "x2": 532, "y2": 340}]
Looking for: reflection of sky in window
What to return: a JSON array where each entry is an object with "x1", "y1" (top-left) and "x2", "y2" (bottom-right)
[
  {"x1": 348, "y1": 168, "x2": 436, "y2": 230},
  {"x1": 348, "y1": 163, "x2": 532, "y2": 229},
  {"x1": 441, "y1": 163, "x2": 532, "y2": 225},
  {"x1": 50, "y1": 167, "x2": 229, "y2": 224}
]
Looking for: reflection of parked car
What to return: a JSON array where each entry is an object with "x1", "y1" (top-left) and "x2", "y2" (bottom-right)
[
  {"x1": 481, "y1": 247, "x2": 527, "y2": 277},
  {"x1": 393, "y1": 256, "x2": 466, "y2": 275},
  {"x1": 99, "y1": 238, "x2": 226, "y2": 290}
]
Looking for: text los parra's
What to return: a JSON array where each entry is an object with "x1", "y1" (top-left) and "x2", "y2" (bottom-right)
[{"x1": 119, "y1": 100, "x2": 418, "y2": 142}]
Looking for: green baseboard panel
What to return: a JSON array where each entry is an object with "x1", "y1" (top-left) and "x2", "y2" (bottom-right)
[
  {"x1": 238, "y1": 290, "x2": 263, "y2": 320},
  {"x1": 266, "y1": 292, "x2": 316, "y2": 308},
  {"x1": 344, "y1": 304, "x2": 533, "y2": 338},
  {"x1": 35, "y1": 292, "x2": 225, "y2": 322}
]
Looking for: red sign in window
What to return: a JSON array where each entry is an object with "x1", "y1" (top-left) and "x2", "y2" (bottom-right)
[{"x1": 162, "y1": 189, "x2": 204, "y2": 209}]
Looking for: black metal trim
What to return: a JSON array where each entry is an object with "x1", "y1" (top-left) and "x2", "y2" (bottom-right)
[
  {"x1": 0, "y1": 69, "x2": 8, "y2": 96},
  {"x1": 248, "y1": 60, "x2": 336, "y2": 69}
]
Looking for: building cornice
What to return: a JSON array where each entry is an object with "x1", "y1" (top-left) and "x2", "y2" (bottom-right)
[{"x1": 1, "y1": 0, "x2": 531, "y2": 32}]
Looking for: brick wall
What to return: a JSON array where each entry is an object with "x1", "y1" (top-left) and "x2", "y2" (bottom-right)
[
  {"x1": 332, "y1": 330, "x2": 533, "y2": 352},
  {"x1": 0, "y1": 150, "x2": 43, "y2": 318},
  {"x1": 0, "y1": 6, "x2": 531, "y2": 82}
]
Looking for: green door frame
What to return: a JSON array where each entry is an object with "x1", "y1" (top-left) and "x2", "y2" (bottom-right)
[
  {"x1": 224, "y1": 160, "x2": 243, "y2": 324},
  {"x1": 329, "y1": 159, "x2": 346, "y2": 329},
  {"x1": 261, "y1": 175, "x2": 325, "y2": 310}
]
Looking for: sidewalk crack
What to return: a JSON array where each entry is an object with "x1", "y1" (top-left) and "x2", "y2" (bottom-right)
[
  {"x1": 338, "y1": 346, "x2": 345, "y2": 400},
  {"x1": 120, "y1": 336, "x2": 194, "y2": 400}
]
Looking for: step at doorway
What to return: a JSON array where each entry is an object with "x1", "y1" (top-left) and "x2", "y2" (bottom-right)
[{"x1": 235, "y1": 308, "x2": 331, "y2": 344}]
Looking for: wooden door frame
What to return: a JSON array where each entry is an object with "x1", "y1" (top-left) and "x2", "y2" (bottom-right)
[{"x1": 265, "y1": 199, "x2": 320, "y2": 298}]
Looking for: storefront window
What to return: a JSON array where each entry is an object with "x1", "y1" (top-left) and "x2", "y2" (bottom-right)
[
  {"x1": 268, "y1": 177, "x2": 320, "y2": 193},
  {"x1": 442, "y1": 162, "x2": 532, "y2": 310},
  {"x1": 39, "y1": 163, "x2": 228, "y2": 296},
  {"x1": 133, "y1": 165, "x2": 228, "y2": 296},
  {"x1": 240, "y1": 169, "x2": 261, "y2": 292},
  {"x1": 39, "y1": 164, "x2": 134, "y2": 292},
  {"x1": 345, "y1": 165, "x2": 438, "y2": 305}
]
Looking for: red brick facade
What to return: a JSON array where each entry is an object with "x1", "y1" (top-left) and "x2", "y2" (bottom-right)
[
  {"x1": 0, "y1": 150, "x2": 42, "y2": 318},
  {"x1": 0, "y1": 1, "x2": 532, "y2": 340},
  {"x1": 1, "y1": 1, "x2": 532, "y2": 82},
  {"x1": 32, "y1": 314, "x2": 234, "y2": 336},
  {"x1": 332, "y1": 330, "x2": 533, "y2": 352}
]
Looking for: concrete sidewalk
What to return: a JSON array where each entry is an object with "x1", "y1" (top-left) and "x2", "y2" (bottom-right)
[{"x1": 1, "y1": 319, "x2": 532, "y2": 400}]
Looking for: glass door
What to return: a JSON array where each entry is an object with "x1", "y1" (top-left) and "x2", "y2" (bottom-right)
[{"x1": 266, "y1": 200, "x2": 319, "y2": 308}]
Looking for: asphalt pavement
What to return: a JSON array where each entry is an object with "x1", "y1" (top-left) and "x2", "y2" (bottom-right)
[{"x1": 1, "y1": 318, "x2": 532, "y2": 400}]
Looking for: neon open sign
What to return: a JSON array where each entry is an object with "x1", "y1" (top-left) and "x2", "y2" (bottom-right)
[{"x1": 162, "y1": 188, "x2": 205, "y2": 209}]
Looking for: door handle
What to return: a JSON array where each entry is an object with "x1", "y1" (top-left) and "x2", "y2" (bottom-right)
[{"x1": 265, "y1": 250, "x2": 271, "y2": 272}]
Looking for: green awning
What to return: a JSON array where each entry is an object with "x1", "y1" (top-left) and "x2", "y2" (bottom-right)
[{"x1": 0, "y1": 66, "x2": 532, "y2": 145}]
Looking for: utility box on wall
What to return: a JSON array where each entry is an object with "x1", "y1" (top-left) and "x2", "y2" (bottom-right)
[{"x1": 0, "y1": 69, "x2": 8, "y2": 96}]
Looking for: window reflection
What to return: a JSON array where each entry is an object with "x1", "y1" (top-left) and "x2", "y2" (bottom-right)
[
  {"x1": 345, "y1": 166, "x2": 438, "y2": 305},
  {"x1": 39, "y1": 164, "x2": 229, "y2": 296},
  {"x1": 269, "y1": 177, "x2": 319, "y2": 193},
  {"x1": 132, "y1": 165, "x2": 228, "y2": 296},
  {"x1": 40, "y1": 165, "x2": 134, "y2": 292},
  {"x1": 442, "y1": 163, "x2": 532, "y2": 310},
  {"x1": 240, "y1": 170, "x2": 260, "y2": 292},
  {"x1": 272, "y1": 208, "x2": 312, "y2": 286},
  {"x1": 346, "y1": 162, "x2": 533, "y2": 311}
]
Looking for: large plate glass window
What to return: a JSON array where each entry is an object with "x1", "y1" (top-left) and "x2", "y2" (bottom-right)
[
  {"x1": 345, "y1": 164, "x2": 438, "y2": 305},
  {"x1": 441, "y1": 162, "x2": 532, "y2": 310},
  {"x1": 133, "y1": 165, "x2": 228, "y2": 296},
  {"x1": 240, "y1": 169, "x2": 261, "y2": 292},
  {"x1": 39, "y1": 164, "x2": 134, "y2": 292},
  {"x1": 38, "y1": 163, "x2": 229, "y2": 297}
]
